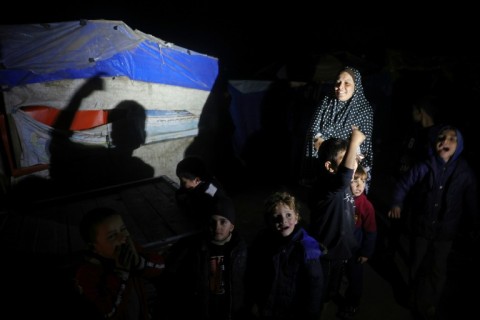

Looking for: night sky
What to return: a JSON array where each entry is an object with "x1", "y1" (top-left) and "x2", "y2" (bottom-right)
[{"x1": 2, "y1": 4, "x2": 477, "y2": 80}]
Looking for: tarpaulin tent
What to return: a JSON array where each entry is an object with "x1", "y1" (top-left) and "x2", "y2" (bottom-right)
[{"x1": 0, "y1": 19, "x2": 218, "y2": 183}]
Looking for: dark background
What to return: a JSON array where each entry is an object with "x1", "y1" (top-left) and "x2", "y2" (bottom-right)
[
  {"x1": 2, "y1": 4, "x2": 477, "y2": 79},
  {"x1": 1, "y1": 7, "x2": 479, "y2": 319},
  {"x1": 2, "y1": 4, "x2": 479, "y2": 187}
]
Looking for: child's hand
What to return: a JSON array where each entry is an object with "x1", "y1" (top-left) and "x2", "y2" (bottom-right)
[
  {"x1": 114, "y1": 244, "x2": 129, "y2": 271},
  {"x1": 314, "y1": 136, "x2": 324, "y2": 151},
  {"x1": 351, "y1": 125, "x2": 366, "y2": 146},
  {"x1": 115, "y1": 239, "x2": 140, "y2": 271},
  {"x1": 388, "y1": 206, "x2": 402, "y2": 219},
  {"x1": 126, "y1": 238, "x2": 140, "y2": 267},
  {"x1": 357, "y1": 256, "x2": 368, "y2": 264}
]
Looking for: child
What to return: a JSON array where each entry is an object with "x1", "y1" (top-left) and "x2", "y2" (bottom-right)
[
  {"x1": 175, "y1": 155, "x2": 226, "y2": 227},
  {"x1": 161, "y1": 195, "x2": 248, "y2": 320},
  {"x1": 246, "y1": 191, "x2": 324, "y2": 320},
  {"x1": 388, "y1": 125, "x2": 479, "y2": 319},
  {"x1": 307, "y1": 126, "x2": 365, "y2": 309},
  {"x1": 75, "y1": 206, "x2": 165, "y2": 320},
  {"x1": 337, "y1": 165, "x2": 377, "y2": 319}
]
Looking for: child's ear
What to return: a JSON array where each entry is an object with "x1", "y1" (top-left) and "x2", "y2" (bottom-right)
[{"x1": 324, "y1": 161, "x2": 335, "y2": 173}]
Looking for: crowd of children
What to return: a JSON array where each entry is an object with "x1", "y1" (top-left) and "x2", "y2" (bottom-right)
[{"x1": 74, "y1": 78, "x2": 478, "y2": 320}]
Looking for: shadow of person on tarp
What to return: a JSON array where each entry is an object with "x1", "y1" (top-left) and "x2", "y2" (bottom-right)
[
  {"x1": 106, "y1": 99, "x2": 155, "y2": 182},
  {"x1": 46, "y1": 75, "x2": 154, "y2": 197}
]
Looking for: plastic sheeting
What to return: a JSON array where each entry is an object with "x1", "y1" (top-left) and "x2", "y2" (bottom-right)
[
  {"x1": 12, "y1": 108, "x2": 198, "y2": 167},
  {"x1": 0, "y1": 19, "x2": 218, "y2": 91},
  {"x1": 0, "y1": 20, "x2": 218, "y2": 170}
]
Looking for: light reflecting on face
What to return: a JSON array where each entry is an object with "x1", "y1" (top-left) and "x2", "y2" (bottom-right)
[
  {"x1": 93, "y1": 215, "x2": 129, "y2": 259},
  {"x1": 180, "y1": 177, "x2": 201, "y2": 189},
  {"x1": 436, "y1": 129, "x2": 457, "y2": 162},
  {"x1": 271, "y1": 203, "x2": 299, "y2": 237},
  {"x1": 210, "y1": 215, "x2": 234, "y2": 242},
  {"x1": 350, "y1": 174, "x2": 366, "y2": 197},
  {"x1": 335, "y1": 71, "x2": 355, "y2": 101}
]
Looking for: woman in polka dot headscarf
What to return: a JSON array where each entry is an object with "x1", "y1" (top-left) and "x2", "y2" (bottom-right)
[{"x1": 302, "y1": 66, "x2": 374, "y2": 189}]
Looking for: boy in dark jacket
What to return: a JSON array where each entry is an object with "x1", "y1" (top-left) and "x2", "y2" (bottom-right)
[
  {"x1": 162, "y1": 195, "x2": 248, "y2": 320},
  {"x1": 308, "y1": 126, "x2": 365, "y2": 310},
  {"x1": 388, "y1": 125, "x2": 479, "y2": 319}
]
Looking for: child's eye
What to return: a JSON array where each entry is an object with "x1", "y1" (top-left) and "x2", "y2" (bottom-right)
[{"x1": 273, "y1": 215, "x2": 282, "y2": 223}]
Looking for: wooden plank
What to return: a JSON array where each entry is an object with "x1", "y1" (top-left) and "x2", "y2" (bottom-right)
[
  {"x1": 141, "y1": 181, "x2": 199, "y2": 236},
  {"x1": 138, "y1": 178, "x2": 202, "y2": 250},
  {"x1": 64, "y1": 202, "x2": 88, "y2": 254},
  {"x1": 104, "y1": 193, "x2": 150, "y2": 246},
  {"x1": 1, "y1": 176, "x2": 194, "y2": 262},
  {"x1": 158, "y1": 174, "x2": 180, "y2": 190},
  {"x1": 133, "y1": 183, "x2": 177, "y2": 234},
  {"x1": 16, "y1": 214, "x2": 39, "y2": 253},
  {"x1": 33, "y1": 206, "x2": 69, "y2": 256},
  {"x1": 0, "y1": 213, "x2": 25, "y2": 252},
  {"x1": 119, "y1": 186, "x2": 173, "y2": 245}
]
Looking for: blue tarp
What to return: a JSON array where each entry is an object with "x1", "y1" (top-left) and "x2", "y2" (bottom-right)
[
  {"x1": 0, "y1": 20, "x2": 219, "y2": 170},
  {"x1": 0, "y1": 19, "x2": 218, "y2": 91}
]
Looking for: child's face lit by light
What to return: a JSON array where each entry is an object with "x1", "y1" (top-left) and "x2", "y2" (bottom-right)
[
  {"x1": 209, "y1": 215, "x2": 234, "y2": 242},
  {"x1": 93, "y1": 215, "x2": 129, "y2": 259},
  {"x1": 436, "y1": 129, "x2": 457, "y2": 162},
  {"x1": 271, "y1": 203, "x2": 299, "y2": 237},
  {"x1": 180, "y1": 177, "x2": 201, "y2": 189},
  {"x1": 351, "y1": 174, "x2": 366, "y2": 197}
]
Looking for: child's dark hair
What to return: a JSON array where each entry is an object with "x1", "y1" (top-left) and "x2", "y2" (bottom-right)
[
  {"x1": 317, "y1": 137, "x2": 348, "y2": 171},
  {"x1": 79, "y1": 206, "x2": 120, "y2": 244},
  {"x1": 264, "y1": 191, "x2": 301, "y2": 222},
  {"x1": 176, "y1": 156, "x2": 210, "y2": 181}
]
